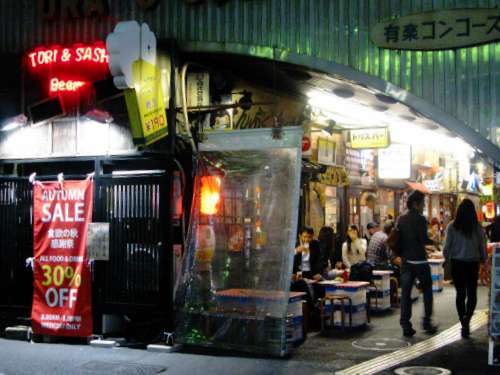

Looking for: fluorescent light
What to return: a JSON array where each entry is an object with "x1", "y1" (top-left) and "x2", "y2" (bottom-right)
[
  {"x1": 85, "y1": 109, "x2": 113, "y2": 124},
  {"x1": 308, "y1": 89, "x2": 475, "y2": 160},
  {"x1": 1, "y1": 114, "x2": 28, "y2": 131}
]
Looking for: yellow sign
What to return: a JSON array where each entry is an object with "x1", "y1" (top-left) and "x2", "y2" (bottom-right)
[
  {"x1": 320, "y1": 166, "x2": 349, "y2": 187},
  {"x1": 349, "y1": 128, "x2": 390, "y2": 149},
  {"x1": 371, "y1": 8, "x2": 500, "y2": 50},
  {"x1": 125, "y1": 59, "x2": 168, "y2": 146}
]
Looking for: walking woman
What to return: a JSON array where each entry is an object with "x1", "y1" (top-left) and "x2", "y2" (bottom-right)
[{"x1": 443, "y1": 199, "x2": 487, "y2": 338}]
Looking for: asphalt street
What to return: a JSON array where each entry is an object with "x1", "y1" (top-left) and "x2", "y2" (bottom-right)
[{"x1": 0, "y1": 285, "x2": 496, "y2": 375}]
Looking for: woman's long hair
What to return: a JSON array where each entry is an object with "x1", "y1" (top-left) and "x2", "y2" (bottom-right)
[
  {"x1": 453, "y1": 199, "x2": 478, "y2": 237},
  {"x1": 319, "y1": 226, "x2": 335, "y2": 267},
  {"x1": 347, "y1": 225, "x2": 360, "y2": 254}
]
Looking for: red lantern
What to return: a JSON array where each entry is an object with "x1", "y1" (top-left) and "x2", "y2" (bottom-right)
[{"x1": 200, "y1": 176, "x2": 221, "y2": 215}]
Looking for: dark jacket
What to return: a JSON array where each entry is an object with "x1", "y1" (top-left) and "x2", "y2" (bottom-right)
[
  {"x1": 293, "y1": 240, "x2": 323, "y2": 278},
  {"x1": 397, "y1": 209, "x2": 433, "y2": 261}
]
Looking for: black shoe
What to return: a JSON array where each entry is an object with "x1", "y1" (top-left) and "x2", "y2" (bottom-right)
[
  {"x1": 461, "y1": 317, "x2": 470, "y2": 338},
  {"x1": 422, "y1": 323, "x2": 438, "y2": 334},
  {"x1": 403, "y1": 327, "x2": 416, "y2": 337},
  {"x1": 461, "y1": 326, "x2": 470, "y2": 338}
]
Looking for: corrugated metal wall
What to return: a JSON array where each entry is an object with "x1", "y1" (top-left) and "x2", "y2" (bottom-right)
[{"x1": 0, "y1": 0, "x2": 498, "y2": 148}]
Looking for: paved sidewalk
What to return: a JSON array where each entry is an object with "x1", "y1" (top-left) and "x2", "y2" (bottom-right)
[{"x1": 0, "y1": 285, "x2": 495, "y2": 375}]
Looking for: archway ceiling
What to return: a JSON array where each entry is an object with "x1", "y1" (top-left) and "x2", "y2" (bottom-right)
[{"x1": 188, "y1": 53, "x2": 472, "y2": 157}]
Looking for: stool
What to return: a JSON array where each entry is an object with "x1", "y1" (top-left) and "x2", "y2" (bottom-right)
[
  {"x1": 319, "y1": 295, "x2": 353, "y2": 332},
  {"x1": 368, "y1": 283, "x2": 379, "y2": 314}
]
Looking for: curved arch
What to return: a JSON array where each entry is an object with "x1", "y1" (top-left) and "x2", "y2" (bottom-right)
[{"x1": 183, "y1": 41, "x2": 500, "y2": 164}]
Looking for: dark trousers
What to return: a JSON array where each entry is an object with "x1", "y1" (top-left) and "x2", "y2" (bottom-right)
[
  {"x1": 291, "y1": 279, "x2": 314, "y2": 310},
  {"x1": 400, "y1": 262, "x2": 433, "y2": 329},
  {"x1": 451, "y1": 259, "x2": 479, "y2": 321}
]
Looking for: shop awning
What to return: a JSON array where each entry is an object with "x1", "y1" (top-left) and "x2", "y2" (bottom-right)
[{"x1": 405, "y1": 181, "x2": 431, "y2": 194}]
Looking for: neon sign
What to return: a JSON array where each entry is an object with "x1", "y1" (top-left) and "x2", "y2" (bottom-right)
[
  {"x1": 50, "y1": 78, "x2": 86, "y2": 92},
  {"x1": 27, "y1": 43, "x2": 110, "y2": 97},
  {"x1": 28, "y1": 46, "x2": 109, "y2": 69}
]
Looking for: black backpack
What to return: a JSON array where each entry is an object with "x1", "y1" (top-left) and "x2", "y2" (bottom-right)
[{"x1": 349, "y1": 261, "x2": 373, "y2": 282}]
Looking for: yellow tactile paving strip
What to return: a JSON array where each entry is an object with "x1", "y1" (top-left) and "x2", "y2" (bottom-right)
[{"x1": 336, "y1": 310, "x2": 489, "y2": 375}]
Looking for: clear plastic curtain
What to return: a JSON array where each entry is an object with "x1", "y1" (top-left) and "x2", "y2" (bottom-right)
[{"x1": 175, "y1": 127, "x2": 302, "y2": 356}]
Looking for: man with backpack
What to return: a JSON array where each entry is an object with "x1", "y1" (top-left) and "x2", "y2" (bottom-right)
[{"x1": 392, "y1": 190, "x2": 439, "y2": 337}]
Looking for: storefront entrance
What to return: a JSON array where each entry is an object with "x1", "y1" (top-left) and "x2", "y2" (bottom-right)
[{"x1": 0, "y1": 156, "x2": 175, "y2": 337}]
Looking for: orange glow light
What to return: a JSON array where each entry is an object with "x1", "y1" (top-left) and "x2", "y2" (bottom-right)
[
  {"x1": 200, "y1": 176, "x2": 221, "y2": 215},
  {"x1": 484, "y1": 202, "x2": 495, "y2": 220}
]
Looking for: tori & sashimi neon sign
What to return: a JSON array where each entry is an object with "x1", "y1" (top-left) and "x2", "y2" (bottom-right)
[{"x1": 27, "y1": 43, "x2": 109, "y2": 94}]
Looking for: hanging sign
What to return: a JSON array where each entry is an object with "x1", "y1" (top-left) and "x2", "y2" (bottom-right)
[
  {"x1": 378, "y1": 144, "x2": 411, "y2": 179},
  {"x1": 320, "y1": 166, "x2": 349, "y2": 187},
  {"x1": 348, "y1": 127, "x2": 390, "y2": 149},
  {"x1": 31, "y1": 178, "x2": 94, "y2": 337},
  {"x1": 371, "y1": 8, "x2": 500, "y2": 50},
  {"x1": 124, "y1": 59, "x2": 168, "y2": 146}
]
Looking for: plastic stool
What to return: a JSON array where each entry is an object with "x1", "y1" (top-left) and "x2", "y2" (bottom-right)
[{"x1": 319, "y1": 294, "x2": 353, "y2": 332}]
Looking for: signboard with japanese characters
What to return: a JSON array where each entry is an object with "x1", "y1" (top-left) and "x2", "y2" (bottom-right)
[
  {"x1": 124, "y1": 59, "x2": 168, "y2": 146},
  {"x1": 348, "y1": 127, "x2": 390, "y2": 149},
  {"x1": 378, "y1": 144, "x2": 412, "y2": 179},
  {"x1": 87, "y1": 223, "x2": 110, "y2": 261},
  {"x1": 371, "y1": 8, "x2": 500, "y2": 50}
]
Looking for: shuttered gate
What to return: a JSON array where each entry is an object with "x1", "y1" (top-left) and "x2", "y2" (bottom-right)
[
  {"x1": 92, "y1": 173, "x2": 172, "y2": 333},
  {"x1": 0, "y1": 173, "x2": 172, "y2": 334},
  {"x1": 0, "y1": 178, "x2": 33, "y2": 320}
]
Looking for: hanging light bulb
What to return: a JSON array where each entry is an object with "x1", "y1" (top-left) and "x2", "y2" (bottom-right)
[{"x1": 200, "y1": 176, "x2": 221, "y2": 215}]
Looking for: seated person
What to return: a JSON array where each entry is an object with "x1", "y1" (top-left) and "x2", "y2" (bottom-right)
[
  {"x1": 293, "y1": 227, "x2": 323, "y2": 281},
  {"x1": 291, "y1": 227, "x2": 324, "y2": 310},
  {"x1": 341, "y1": 225, "x2": 367, "y2": 270},
  {"x1": 366, "y1": 222, "x2": 390, "y2": 267}
]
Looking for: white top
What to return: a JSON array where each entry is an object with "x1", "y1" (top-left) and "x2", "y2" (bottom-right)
[
  {"x1": 342, "y1": 238, "x2": 367, "y2": 269},
  {"x1": 301, "y1": 250, "x2": 311, "y2": 272}
]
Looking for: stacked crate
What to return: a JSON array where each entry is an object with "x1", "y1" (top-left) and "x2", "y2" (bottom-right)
[
  {"x1": 369, "y1": 270, "x2": 392, "y2": 311},
  {"x1": 320, "y1": 281, "x2": 370, "y2": 328},
  {"x1": 214, "y1": 289, "x2": 306, "y2": 345},
  {"x1": 429, "y1": 259, "x2": 445, "y2": 292}
]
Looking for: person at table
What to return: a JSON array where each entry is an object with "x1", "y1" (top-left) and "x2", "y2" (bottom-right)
[
  {"x1": 291, "y1": 227, "x2": 323, "y2": 312},
  {"x1": 366, "y1": 221, "x2": 393, "y2": 267},
  {"x1": 443, "y1": 198, "x2": 487, "y2": 338},
  {"x1": 341, "y1": 225, "x2": 367, "y2": 269},
  {"x1": 318, "y1": 226, "x2": 336, "y2": 272},
  {"x1": 486, "y1": 216, "x2": 500, "y2": 242},
  {"x1": 365, "y1": 222, "x2": 378, "y2": 245},
  {"x1": 293, "y1": 227, "x2": 323, "y2": 280}
]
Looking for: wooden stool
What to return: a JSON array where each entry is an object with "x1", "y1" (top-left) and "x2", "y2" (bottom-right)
[{"x1": 319, "y1": 294, "x2": 353, "y2": 332}]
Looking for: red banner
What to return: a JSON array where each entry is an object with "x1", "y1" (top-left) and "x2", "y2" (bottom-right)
[{"x1": 32, "y1": 178, "x2": 93, "y2": 337}]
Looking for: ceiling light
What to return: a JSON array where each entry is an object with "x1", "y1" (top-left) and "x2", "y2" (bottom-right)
[
  {"x1": 332, "y1": 87, "x2": 354, "y2": 98},
  {"x1": 85, "y1": 109, "x2": 113, "y2": 124},
  {"x1": 0, "y1": 114, "x2": 28, "y2": 131}
]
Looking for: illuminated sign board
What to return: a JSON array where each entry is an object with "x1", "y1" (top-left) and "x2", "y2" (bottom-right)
[
  {"x1": 348, "y1": 127, "x2": 390, "y2": 149},
  {"x1": 371, "y1": 8, "x2": 500, "y2": 51},
  {"x1": 27, "y1": 43, "x2": 110, "y2": 96},
  {"x1": 378, "y1": 144, "x2": 411, "y2": 179},
  {"x1": 28, "y1": 46, "x2": 109, "y2": 68}
]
